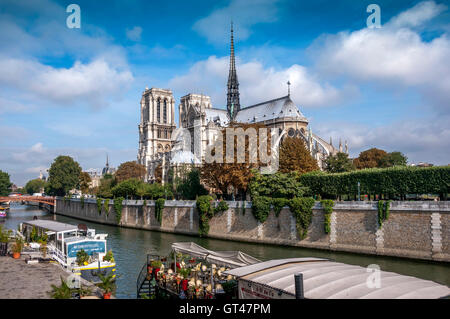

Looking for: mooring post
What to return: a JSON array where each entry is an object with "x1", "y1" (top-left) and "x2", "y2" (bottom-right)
[{"x1": 294, "y1": 273, "x2": 304, "y2": 299}]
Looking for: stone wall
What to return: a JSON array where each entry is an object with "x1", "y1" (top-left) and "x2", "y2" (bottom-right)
[{"x1": 54, "y1": 198, "x2": 450, "y2": 262}]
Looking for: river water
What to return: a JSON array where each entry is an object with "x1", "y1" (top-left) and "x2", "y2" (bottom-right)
[{"x1": 2, "y1": 204, "x2": 449, "y2": 298}]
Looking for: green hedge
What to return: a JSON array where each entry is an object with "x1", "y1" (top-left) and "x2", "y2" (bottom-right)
[{"x1": 300, "y1": 166, "x2": 449, "y2": 199}]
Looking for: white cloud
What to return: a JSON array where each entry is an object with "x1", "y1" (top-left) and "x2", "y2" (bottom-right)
[
  {"x1": 315, "y1": 116, "x2": 450, "y2": 165},
  {"x1": 193, "y1": 0, "x2": 281, "y2": 43},
  {"x1": 387, "y1": 1, "x2": 447, "y2": 29},
  {"x1": 169, "y1": 55, "x2": 351, "y2": 108},
  {"x1": 0, "y1": 57, "x2": 133, "y2": 108},
  {"x1": 126, "y1": 26, "x2": 143, "y2": 42},
  {"x1": 311, "y1": 1, "x2": 450, "y2": 111},
  {"x1": 25, "y1": 166, "x2": 48, "y2": 174}
]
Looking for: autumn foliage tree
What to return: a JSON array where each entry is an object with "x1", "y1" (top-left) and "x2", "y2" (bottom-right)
[
  {"x1": 200, "y1": 122, "x2": 271, "y2": 199},
  {"x1": 79, "y1": 172, "x2": 92, "y2": 194},
  {"x1": 353, "y1": 148, "x2": 388, "y2": 169},
  {"x1": 115, "y1": 161, "x2": 147, "y2": 182},
  {"x1": 279, "y1": 137, "x2": 319, "y2": 174}
]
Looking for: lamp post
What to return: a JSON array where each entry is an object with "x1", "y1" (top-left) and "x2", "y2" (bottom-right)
[{"x1": 357, "y1": 182, "x2": 360, "y2": 201}]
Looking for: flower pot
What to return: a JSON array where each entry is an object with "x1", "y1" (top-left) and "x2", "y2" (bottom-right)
[
  {"x1": 182, "y1": 279, "x2": 188, "y2": 291},
  {"x1": 103, "y1": 292, "x2": 111, "y2": 299},
  {"x1": 12, "y1": 252, "x2": 20, "y2": 259}
]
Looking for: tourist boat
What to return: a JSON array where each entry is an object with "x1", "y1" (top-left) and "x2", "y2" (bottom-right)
[
  {"x1": 224, "y1": 258, "x2": 450, "y2": 299},
  {"x1": 0, "y1": 206, "x2": 7, "y2": 218},
  {"x1": 136, "y1": 242, "x2": 261, "y2": 299},
  {"x1": 19, "y1": 220, "x2": 116, "y2": 284}
]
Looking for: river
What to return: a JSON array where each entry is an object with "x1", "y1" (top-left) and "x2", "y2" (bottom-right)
[{"x1": 2, "y1": 204, "x2": 449, "y2": 298}]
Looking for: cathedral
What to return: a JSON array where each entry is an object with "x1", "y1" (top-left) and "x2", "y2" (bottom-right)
[{"x1": 138, "y1": 24, "x2": 347, "y2": 183}]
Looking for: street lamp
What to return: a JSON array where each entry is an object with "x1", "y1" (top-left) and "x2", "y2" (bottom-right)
[{"x1": 357, "y1": 182, "x2": 360, "y2": 201}]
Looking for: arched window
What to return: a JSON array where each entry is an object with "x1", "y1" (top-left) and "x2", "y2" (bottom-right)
[
  {"x1": 163, "y1": 99, "x2": 168, "y2": 123},
  {"x1": 157, "y1": 98, "x2": 161, "y2": 123},
  {"x1": 144, "y1": 95, "x2": 149, "y2": 122}
]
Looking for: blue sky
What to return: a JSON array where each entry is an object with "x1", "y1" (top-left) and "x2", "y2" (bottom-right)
[{"x1": 0, "y1": 0, "x2": 449, "y2": 185}]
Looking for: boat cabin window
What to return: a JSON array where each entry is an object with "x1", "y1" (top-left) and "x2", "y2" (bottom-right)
[{"x1": 63, "y1": 231, "x2": 79, "y2": 239}]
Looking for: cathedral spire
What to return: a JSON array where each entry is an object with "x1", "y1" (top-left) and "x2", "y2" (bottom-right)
[{"x1": 227, "y1": 21, "x2": 240, "y2": 121}]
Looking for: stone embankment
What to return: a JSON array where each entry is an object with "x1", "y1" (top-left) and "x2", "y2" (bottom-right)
[{"x1": 55, "y1": 198, "x2": 450, "y2": 262}]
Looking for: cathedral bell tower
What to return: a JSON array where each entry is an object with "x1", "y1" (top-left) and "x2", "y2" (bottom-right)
[{"x1": 227, "y1": 22, "x2": 240, "y2": 121}]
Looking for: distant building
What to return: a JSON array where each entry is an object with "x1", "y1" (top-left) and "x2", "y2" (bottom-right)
[
  {"x1": 410, "y1": 162, "x2": 434, "y2": 167},
  {"x1": 102, "y1": 155, "x2": 116, "y2": 176}
]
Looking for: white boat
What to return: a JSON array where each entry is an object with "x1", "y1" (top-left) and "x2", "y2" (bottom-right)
[
  {"x1": 0, "y1": 206, "x2": 7, "y2": 218},
  {"x1": 20, "y1": 220, "x2": 116, "y2": 284},
  {"x1": 224, "y1": 258, "x2": 450, "y2": 299}
]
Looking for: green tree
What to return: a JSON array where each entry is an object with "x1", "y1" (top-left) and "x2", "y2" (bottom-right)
[
  {"x1": 380, "y1": 151, "x2": 408, "y2": 167},
  {"x1": 45, "y1": 156, "x2": 82, "y2": 196},
  {"x1": 0, "y1": 170, "x2": 12, "y2": 196},
  {"x1": 249, "y1": 170, "x2": 307, "y2": 199},
  {"x1": 176, "y1": 169, "x2": 208, "y2": 200},
  {"x1": 111, "y1": 178, "x2": 141, "y2": 198},
  {"x1": 324, "y1": 152, "x2": 355, "y2": 173},
  {"x1": 25, "y1": 178, "x2": 46, "y2": 195},
  {"x1": 96, "y1": 175, "x2": 116, "y2": 198}
]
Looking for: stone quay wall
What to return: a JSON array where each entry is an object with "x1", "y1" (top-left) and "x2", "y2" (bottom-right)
[{"x1": 54, "y1": 198, "x2": 450, "y2": 262}]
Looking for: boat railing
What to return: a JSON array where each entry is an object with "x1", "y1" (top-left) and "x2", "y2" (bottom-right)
[{"x1": 47, "y1": 245, "x2": 67, "y2": 266}]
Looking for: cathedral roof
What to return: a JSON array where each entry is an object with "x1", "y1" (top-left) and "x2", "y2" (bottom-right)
[
  {"x1": 205, "y1": 108, "x2": 229, "y2": 126},
  {"x1": 234, "y1": 95, "x2": 307, "y2": 123}
]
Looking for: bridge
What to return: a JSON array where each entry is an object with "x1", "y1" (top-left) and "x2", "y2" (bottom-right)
[{"x1": 0, "y1": 196, "x2": 56, "y2": 206}]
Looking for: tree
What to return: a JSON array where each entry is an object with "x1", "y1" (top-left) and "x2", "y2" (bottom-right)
[
  {"x1": 279, "y1": 137, "x2": 319, "y2": 174},
  {"x1": 353, "y1": 148, "x2": 388, "y2": 169},
  {"x1": 115, "y1": 161, "x2": 146, "y2": 182},
  {"x1": 25, "y1": 178, "x2": 46, "y2": 195},
  {"x1": 176, "y1": 169, "x2": 208, "y2": 200},
  {"x1": 200, "y1": 122, "x2": 270, "y2": 199},
  {"x1": 45, "y1": 156, "x2": 82, "y2": 196},
  {"x1": 96, "y1": 175, "x2": 116, "y2": 198},
  {"x1": 249, "y1": 170, "x2": 307, "y2": 199},
  {"x1": 379, "y1": 151, "x2": 408, "y2": 167},
  {"x1": 0, "y1": 170, "x2": 12, "y2": 196},
  {"x1": 79, "y1": 172, "x2": 92, "y2": 194},
  {"x1": 324, "y1": 152, "x2": 355, "y2": 173},
  {"x1": 111, "y1": 178, "x2": 141, "y2": 198}
]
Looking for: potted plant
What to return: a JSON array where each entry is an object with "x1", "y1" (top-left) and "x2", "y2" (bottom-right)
[
  {"x1": 0, "y1": 225, "x2": 12, "y2": 256},
  {"x1": 97, "y1": 272, "x2": 116, "y2": 299},
  {"x1": 76, "y1": 249, "x2": 90, "y2": 266},
  {"x1": 179, "y1": 268, "x2": 191, "y2": 291},
  {"x1": 151, "y1": 260, "x2": 162, "y2": 280},
  {"x1": 102, "y1": 250, "x2": 114, "y2": 263},
  {"x1": 50, "y1": 277, "x2": 73, "y2": 299},
  {"x1": 11, "y1": 236, "x2": 24, "y2": 259}
]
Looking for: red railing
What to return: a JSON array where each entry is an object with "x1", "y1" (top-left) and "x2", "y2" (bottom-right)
[{"x1": 0, "y1": 196, "x2": 56, "y2": 206}]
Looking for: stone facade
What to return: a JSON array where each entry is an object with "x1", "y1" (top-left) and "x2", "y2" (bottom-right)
[
  {"x1": 55, "y1": 199, "x2": 450, "y2": 262},
  {"x1": 138, "y1": 27, "x2": 346, "y2": 182},
  {"x1": 137, "y1": 88, "x2": 177, "y2": 182}
]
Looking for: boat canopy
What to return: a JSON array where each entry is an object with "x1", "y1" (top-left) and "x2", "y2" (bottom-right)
[
  {"x1": 171, "y1": 242, "x2": 261, "y2": 269},
  {"x1": 224, "y1": 258, "x2": 450, "y2": 299},
  {"x1": 23, "y1": 220, "x2": 78, "y2": 233}
]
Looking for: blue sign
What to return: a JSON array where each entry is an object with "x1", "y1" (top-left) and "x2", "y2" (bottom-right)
[{"x1": 67, "y1": 241, "x2": 106, "y2": 258}]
